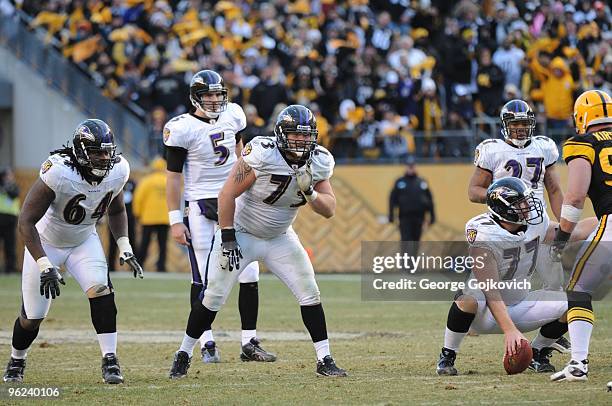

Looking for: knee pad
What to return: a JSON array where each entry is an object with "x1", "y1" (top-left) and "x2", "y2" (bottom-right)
[
  {"x1": 89, "y1": 293, "x2": 117, "y2": 334},
  {"x1": 86, "y1": 284, "x2": 112, "y2": 298},
  {"x1": 202, "y1": 292, "x2": 224, "y2": 312}
]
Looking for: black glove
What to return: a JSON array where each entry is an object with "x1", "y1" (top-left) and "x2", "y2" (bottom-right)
[
  {"x1": 120, "y1": 252, "x2": 144, "y2": 279},
  {"x1": 40, "y1": 267, "x2": 65, "y2": 299},
  {"x1": 220, "y1": 228, "x2": 242, "y2": 272},
  {"x1": 550, "y1": 228, "x2": 571, "y2": 262}
]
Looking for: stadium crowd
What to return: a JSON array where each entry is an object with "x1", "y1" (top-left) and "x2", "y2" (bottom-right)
[{"x1": 8, "y1": 0, "x2": 612, "y2": 160}]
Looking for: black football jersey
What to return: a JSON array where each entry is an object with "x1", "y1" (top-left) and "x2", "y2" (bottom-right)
[{"x1": 563, "y1": 128, "x2": 612, "y2": 218}]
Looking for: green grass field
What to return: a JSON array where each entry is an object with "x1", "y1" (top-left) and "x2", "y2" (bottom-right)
[{"x1": 0, "y1": 272, "x2": 611, "y2": 404}]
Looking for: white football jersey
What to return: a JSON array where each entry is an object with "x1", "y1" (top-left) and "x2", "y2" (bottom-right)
[
  {"x1": 37, "y1": 154, "x2": 130, "y2": 248},
  {"x1": 163, "y1": 103, "x2": 246, "y2": 200},
  {"x1": 235, "y1": 136, "x2": 334, "y2": 239},
  {"x1": 474, "y1": 136, "x2": 559, "y2": 206},
  {"x1": 465, "y1": 213, "x2": 542, "y2": 305}
]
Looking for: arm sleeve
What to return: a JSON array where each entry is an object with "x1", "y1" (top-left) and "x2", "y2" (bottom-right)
[
  {"x1": 544, "y1": 138, "x2": 560, "y2": 167},
  {"x1": 562, "y1": 139, "x2": 595, "y2": 165},
  {"x1": 166, "y1": 146, "x2": 188, "y2": 173},
  {"x1": 39, "y1": 156, "x2": 63, "y2": 191},
  {"x1": 473, "y1": 142, "x2": 494, "y2": 172}
]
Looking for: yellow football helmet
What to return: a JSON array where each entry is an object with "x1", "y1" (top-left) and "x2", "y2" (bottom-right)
[{"x1": 573, "y1": 90, "x2": 612, "y2": 134}]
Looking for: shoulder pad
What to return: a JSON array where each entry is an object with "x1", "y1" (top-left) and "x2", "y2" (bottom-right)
[
  {"x1": 225, "y1": 103, "x2": 247, "y2": 132},
  {"x1": 465, "y1": 215, "x2": 501, "y2": 245},
  {"x1": 241, "y1": 136, "x2": 276, "y2": 170},
  {"x1": 311, "y1": 146, "x2": 335, "y2": 181},
  {"x1": 163, "y1": 114, "x2": 191, "y2": 148},
  {"x1": 39, "y1": 155, "x2": 68, "y2": 190}
]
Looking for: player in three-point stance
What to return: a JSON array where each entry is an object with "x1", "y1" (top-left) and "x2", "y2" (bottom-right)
[
  {"x1": 2, "y1": 119, "x2": 143, "y2": 384},
  {"x1": 169, "y1": 105, "x2": 347, "y2": 378},
  {"x1": 550, "y1": 90, "x2": 612, "y2": 382},
  {"x1": 437, "y1": 178, "x2": 570, "y2": 375},
  {"x1": 164, "y1": 70, "x2": 274, "y2": 364}
]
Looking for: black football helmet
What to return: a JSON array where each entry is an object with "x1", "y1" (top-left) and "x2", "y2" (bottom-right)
[
  {"x1": 72, "y1": 119, "x2": 117, "y2": 180},
  {"x1": 500, "y1": 99, "x2": 536, "y2": 148},
  {"x1": 274, "y1": 105, "x2": 318, "y2": 160},
  {"x1": 189, "y1": 70, "x2": 228, "y2": 118},
  {"x1": 486, "y1": 177, "x2": 543, "y2": 225}
]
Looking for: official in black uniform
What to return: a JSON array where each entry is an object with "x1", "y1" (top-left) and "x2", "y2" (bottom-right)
[{"x1": 388, "y1": 156, "x2": 435, "y2": 247}]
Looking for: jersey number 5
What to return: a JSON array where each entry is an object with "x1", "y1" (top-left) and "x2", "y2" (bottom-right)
[
  {"x1": 210, "y1": 132, "x2": 229, "y2": 166},
  {"x1": 64, "y1": 192, "x2": 114, "y2": 225}
]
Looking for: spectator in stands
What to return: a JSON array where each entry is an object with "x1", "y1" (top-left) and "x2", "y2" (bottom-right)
[
  {"x1": 249, "y1": 63, "x2": 289, "y2": 125},
  {"x1": 475, "y1": 47, "x2": 505, "y2": 119},
  {"x1": 388, "y1": 155, "x2": 435, "y2": 254},
  {"x1": 414, "y1": 78, "x2": 443, "y2": 158},
  {"x1": 240, "y1": 104, "x2": 266, "y2": 145},
  {"x1": 133, "y1": 157, "x2": 169, "y2": 273},
  {"x1": 0, "y1": 167, "x2": 19, "y2": 274},
  {"x1": 493, "y1": 35, "x2": 525, "y2": 89}
]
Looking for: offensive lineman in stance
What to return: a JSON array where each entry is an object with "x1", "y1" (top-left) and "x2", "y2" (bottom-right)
[
  {"x1": 3, "y1": 120, "x2": 143, "y2": 384},
  {"x1": 169, "y1": 105, "x2": 347, "y2": 378},
  {"x1": 164, "y1": 70, "x2": 274, "y2": 363}
]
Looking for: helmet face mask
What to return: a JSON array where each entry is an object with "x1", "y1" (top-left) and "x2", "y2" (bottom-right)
[
  {"x1": 190, "y1": 70, "x2": 228, "y2": 118},
  {"x1": 274, "y1": 105, "x2": 318, "y2": 161},
  {"x1": 73, "y1": 119, "x2": 117, "y2": 180},
  {"x1": 500, "y1": 100, "x2": 536, "y2": 148},
  {"x1": 487, "y1": 178, "x2": 543, "y2": 225}
]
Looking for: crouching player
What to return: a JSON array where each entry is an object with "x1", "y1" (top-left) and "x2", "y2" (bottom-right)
[
  {"x1": 2, "y1": 120, "x2": 143, "y2": 384},
  {"x1": 437, "y1": 178, "x2": 570, "y2": 375}
]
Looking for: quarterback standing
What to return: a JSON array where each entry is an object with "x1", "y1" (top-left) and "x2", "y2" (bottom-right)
[
  {"x1": 169, "y1": 105, "x2": 347, "y2": 378},
  {"x1": 164, "y1": 70, "x2": 274, "y2": 364},
  {"x1": 3, "y1": 119, "x2": 143, "y2": 384}
]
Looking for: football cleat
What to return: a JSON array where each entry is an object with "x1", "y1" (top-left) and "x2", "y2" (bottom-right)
[
  {"x1": 169, "y1": 351, "x2": 191, "y2": 379},
  {"x1": 3, "y1": 357, "x2": 26, "y2": 383},
  {"x1": 550, "y1": 359, "x2": 588, "y2": 382},
  {"x1": 529, "y1": 347, "x2": 555, "y2": 373},
  {"x1": 240, "y1": 338, "x2": 277, "y2": 362},
  {"x1": 101, "y1": 353, "x2": 124, "y2": 384},
  {"x1": 436, "y1": 347, "x2": 458, "y2": 376},
  {"x1": 550, "y1": 336, "x2": 571, "y2": 354},
  {"x1": 316, "y1": 355, "x2": 348, "y2": 377},
  {"x1": 201, "y1": 341, "x2": 221, "y2": 363},
  {"x1": 607, "y1": 381, "x2": 611, "y2": 392}
]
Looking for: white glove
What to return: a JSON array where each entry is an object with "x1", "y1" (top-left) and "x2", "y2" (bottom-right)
[{"x1": 295, "y1": 164, "x2": 314, "y2": 194}]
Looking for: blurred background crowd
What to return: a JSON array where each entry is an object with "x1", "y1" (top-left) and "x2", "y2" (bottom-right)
[{"x1": 4, "y1": 0, "x2": 612, "y2": 161}]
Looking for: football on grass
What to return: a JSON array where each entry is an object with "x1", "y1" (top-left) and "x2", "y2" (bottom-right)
[{"x1": 503, "y1": 339, "x2": 532, "y2": 375}]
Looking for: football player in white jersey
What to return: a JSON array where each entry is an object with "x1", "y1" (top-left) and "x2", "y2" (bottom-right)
[
  {"x1": 169, "y1": 105, "x2": 347, "y2": 378},
  {"x1": 164, "y1": 70, "x2": 274, "y2": 364},
  {"x1": 437, "y1": 178, "x2": 569, "y2": 375},
  {"x1": 2, "y1": 120, "x2": 143, "y2": 384}
]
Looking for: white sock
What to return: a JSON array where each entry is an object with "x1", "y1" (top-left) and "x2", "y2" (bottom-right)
[
  {"x1": 443, "y1": 327, "x2": 467, "y2": 352},
  {"x1": 11, "y1": 347, "x2": 28, "y2": 360},
  {"x1": 531, "y1": 333, "x2": 557, "y2": 350},
  {"x1": 569, "y1": 320, "x2": 592, "y2": 361},
  {"x1": 242, "y1": 330, "x2": 256, "y2": 346},
  {"x1": 314, "y1": 339, "x2": 330, "y2": 361},
  {"x1": 97, "y1": 332, "x2": 117, "y2": 356},
  {"x1": 179, "y1": 334, "x2": 199, "y2": 357},
  {"x1": 200, "y1": 330, "x2": 214, "y2": 348}
]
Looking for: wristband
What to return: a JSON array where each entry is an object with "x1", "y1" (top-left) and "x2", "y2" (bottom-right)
[
  {"x1": 221, "y1": 228, "x2": 236, "y2": 243},
  {"x1": 304, "y1": 190, "x2": 318, "y2": 202},
  {"x1": 561, "y1": 204, "x2": 583, "y2": 223},
  {"x1": 169, "y1": 210, "x2": 183, "y2": 225},
  {"x1": 117, "y1": 236, "x2": 133, "y2": 254},
  {"x1": 36, "y1": 256, "x2": 54, "y2": 273}
]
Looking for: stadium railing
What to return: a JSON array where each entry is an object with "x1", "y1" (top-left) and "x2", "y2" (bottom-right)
[{"x1": 0, "y1": 11, "x2": 149, "y2": 165}]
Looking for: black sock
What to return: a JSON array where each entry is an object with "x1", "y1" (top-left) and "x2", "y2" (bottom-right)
[
  {"x1": 239, "y1": 282, "x2": 258, "y2": 330},
  {"x1": 300, "y1": 304, "x2": 328, "y2": 343},
  {"x1": 12, "y1": 318, "x2": 39, "y2": 351},
  {"x1": 186, "y1": 301, "x2": 217, "y2": 339},
  {"x1": 89, "y1": 293, "x2": 117, "y2": 334},
  {"x1": 190, "y1": 283, "x2": 203, "y2": 306},
  {"x1": 539, "y1": 319, "x2": 568, "y2": 339},
  {"x1": 446, "y1": 302, "x2": 475, "y2": 333}
]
